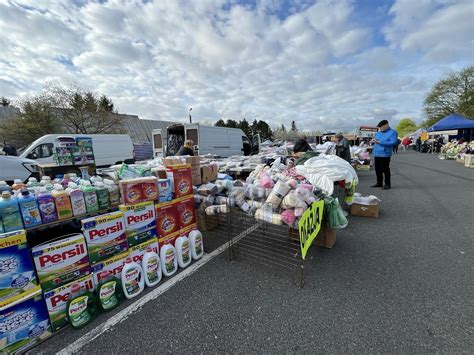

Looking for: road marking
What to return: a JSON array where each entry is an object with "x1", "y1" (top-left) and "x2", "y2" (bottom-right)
[{"x1": 57, "y1": 222, "x2": 261, "y2": 354}]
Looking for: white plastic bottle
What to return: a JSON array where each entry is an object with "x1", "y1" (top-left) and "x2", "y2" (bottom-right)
[
  {"x1": 175, "y1": 235, "x2": 191, "y2": 269},
  {"x1": 104, "y1": 179, "x2": 120, "y2": 206},
  {"x1": 121, "y1": 257, "x2": 145, "y2": 299},
  {"x1": 188, "y1": 230, "x2": 204, "y2": 260},
  {"x1": 66, "y1": 182, "x2": 87, "y2": 216},
  {"x1": 160, "y1": 243, "x2": 177, "y2": 277},
  {"x1": 142, "y1": 247, "x2": 162, "y2": 287}
]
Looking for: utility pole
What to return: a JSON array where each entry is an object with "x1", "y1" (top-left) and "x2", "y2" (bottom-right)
[{"x1": 189, "y1": 107, "x2": 192, "y2": 123}]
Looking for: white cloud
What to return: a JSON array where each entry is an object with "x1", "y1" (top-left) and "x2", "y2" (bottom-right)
[{"x1": 0, "y1": 0, "x2": 472, "y2": 133}]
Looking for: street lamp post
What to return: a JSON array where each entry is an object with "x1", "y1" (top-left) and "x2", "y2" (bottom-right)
[{"x1": 189, "y1": 108, "x2": 192, "y2": 123}]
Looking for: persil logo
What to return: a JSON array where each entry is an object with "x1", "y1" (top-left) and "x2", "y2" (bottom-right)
[
  {"x1": 38, "y1": 244, "x2": 85, "y2": 268},
  {"x1": 127, "y1": 210, "x2": 153, "y2": 225},
  {"x1": 88, "y1": 222, "x2": 123, "y2": 240},
  {"x1": 49, "y1": 279, "x2": 93, "y2": 308}
]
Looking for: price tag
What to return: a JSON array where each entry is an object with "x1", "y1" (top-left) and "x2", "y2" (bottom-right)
[{"x1": 298, "y1": 200, "x2": 324, "y2": 260}]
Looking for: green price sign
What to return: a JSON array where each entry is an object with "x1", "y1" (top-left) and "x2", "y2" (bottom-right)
[{"x1": 298, "y1": 200, "x2": 324, "y2": 260}]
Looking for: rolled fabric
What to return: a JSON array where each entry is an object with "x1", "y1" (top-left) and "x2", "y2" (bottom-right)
[
  {"x1": 260, "y1": 172, "x2": 274, "y2": 188},
  {"x1": 198, "y1": 183, "x2": 219, "y2": 196},
  {"x1": 255, "y1": 208, "x2": 283, "y2": 225},
  {"x1": 244, "y1": 184, "x2": 266, "y2": 200},
  {"x1": 205, "y1": 204, "x2": 229, "y2": 215},
  {"x1": 194, "y1": 195, "x2": 215, "y2": 207},
  {"x1": 281, "y1": 209, "x2": 296, "y2": 225},
  {"x1": 265, "y1": 180, "x2": 292, "y2": 210},
  {"x1": 247, "y1": 200, "x2": 264, "y2": 209},
  {"x1": 215, "y1": 179, "x2": 233, "y2": 190}
]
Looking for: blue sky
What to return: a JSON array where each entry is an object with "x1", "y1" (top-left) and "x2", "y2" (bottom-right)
[{"x1": 0, "y1": 0, "x2": 472, "y2": 131}]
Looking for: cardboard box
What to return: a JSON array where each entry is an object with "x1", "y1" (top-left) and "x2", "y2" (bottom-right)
[
  {"x1": 32, "y1": 234, "x2": 90, "y2": 292},
  {"x1": 119, "y1": 177, "x2": 158, "y2": 205},
  {"x1": 43, "y1": 274, "x2": 94, "y2": 332},
  {"x1": 288, "y1": 226, "x2": 336, "y2": 249},
  {"x1": 158, "y1": 232, "x2": 179, "y2": 247},
  {"x1": 158, "y1": 178, "x2": 173, "y2": 203},
  {"x1": 0, "y1": 287, "x2": 52, "y2": 353},
  {"x1": 166, "y1": 164, "x2": 193, "y2": 198},
  {"x1": 119, "y1": 201, "x2": 157, "y2": 247},
  {"x1": 91, "y1": 250, "x2": 129, "y2": 286},
  {"x1": 0, "y1": 230, "x2": 38, "y2": 305},
  {"x1": 200, "y1": 164, "x2": 218, "y2": 184},
  {"x1": 129, "y1": 238, "x2": 159, "y2": 264},
  {"x1": 81, "y1": 211, "x2": 129, "y2": 264},
  {"x1": 176, "y1": 196, "x2": 196, "y2": 231},
  {"x1": 350, "y1": 202, "x2": 380, "y2": 218},
  {"x1": 155, "y1": 201, "x2": 180, "y2": 238}
]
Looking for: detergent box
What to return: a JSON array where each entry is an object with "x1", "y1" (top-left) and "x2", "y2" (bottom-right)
[
  {"x1": 81, "y1": 211, "x2": 129, "y2": 264},
  {"x1": 129, "y1": 238, "x2": 159, "y2": 265},
  {"x1": 166, "y1": 164, "x2": 193, "y2": 199},
  {"x1": 43, "y1": 274, "x2": 94, "y2": 332},
  {"x1": 0, "y1": 287, "x2": 52, "y2": 353},
  {"x1": 32, "y1": 234, "x2": 90, "y2": 292},
  {"x1": 91, "y1": 251, "x2": 129, "y2": 286},
  {"x1": 155, "y1": 201, "x2": 180, "y2": 246},
  {"x1": 176, "y1": 196, "x2": 197, "y2": 233},
  {"x1": 158, "y1": 179, "x2": 173, "y2": 203},
  {"x1": 0, "y1": 230, "x2": 38, "y2": 306},
  {"x1": 119, "y1": 201, "x2": 157, "y2": 247}
]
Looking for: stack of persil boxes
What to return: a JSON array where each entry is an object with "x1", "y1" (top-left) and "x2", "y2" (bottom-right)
[
  {"x1": 32, "y1": 233, "x2": 92, "y2": 332},
  {"x1": 1, "y1": 230, "x2": 52, "y2": 353},
  {"x1": 155, "y1": 163, "x2": 197, "y2": 246}
]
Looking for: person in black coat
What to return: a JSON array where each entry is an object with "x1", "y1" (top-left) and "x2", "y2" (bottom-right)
[
  {"x1": 176, "y1": 139, "x2": 195, "y2": 156},
  {"x1": 293, "y1": 135, "x2": 312, "y2": 153}
]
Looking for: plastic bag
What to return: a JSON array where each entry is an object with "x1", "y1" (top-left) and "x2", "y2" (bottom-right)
[{"x1": 324, "y1": 197, "x2": 348, "y2": 229}]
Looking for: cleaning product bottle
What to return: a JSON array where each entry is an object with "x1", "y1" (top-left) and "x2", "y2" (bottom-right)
[
  {"x1": 90, "y1": 175, "x2": 103, "y2": 185},
  {"x1": 160, "y1": 243, "x2": 178, "y2": 277},
  {"x1": 61, "y1": 174, "x2": 71, "y2": 189},
  {"x1": 121, "y1": 257, "x2": 145, "y2": 299},
  {"x1": 37, "y1": 188, "x2": 58, "y2": 223},
  {"x1": 26, "y1": 177, "x2": 39, "y2": 189},
  {"x1": 0, "y1": 191, "x2": 23, "y2": 232},
  {"x1": 40, "y1": 176, "x2": 52, "y2": 186},
  {"x1": 104, "y1": 179, "x2": 120, "y2": 206},
  {"x1": 52, "y1": 184, "x2": 73, "y2": 219},
  {"x1": 44, "y1": 183, "x2": 55, "y2": 192},
  {"x1": 66, "y1": 283, "x2": 98, "y2": 329},
  {"x1": 12, "y1": 179, "x2": 26, "y2": 191},
  {"x1": 0, "y1": 181, "x2": 12, "y2": 194},
  {"x1": 17, "y1": 189, "x2": 42, "y2": 228},
  {"x1": 94, "y1": 181, "x2": 109, "y2": 210},
  {"x1": 66, "y1": 182, "x2": 87, "y2": 216},
  {"x1": 80, "y1": 181, "x2": 99, "y2": 213},
  {"x1": 188, "y1": 229, "x2": 204, "y2": 260},
  {"x1": 96, "y1": 271, "x2": 124, "y2": 312},
  {"x1": 142, "y1": 247, "x2": 162, "y2": 287},
  {"x1": 175, "y1": 235, "x2": 191, "y2": 269}
]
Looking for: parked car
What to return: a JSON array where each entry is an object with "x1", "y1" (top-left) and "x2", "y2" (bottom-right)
[
  {"x1": 0, "y1": 156, "x2": 40, "y2": 183},
  {"x1": 19, "y1": 134, "x2": 135, "y2": 167}
]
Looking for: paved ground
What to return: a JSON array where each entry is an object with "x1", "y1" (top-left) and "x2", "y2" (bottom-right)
[{"x1": 34, "y1": 151, "x2": 473, "y2": 354}]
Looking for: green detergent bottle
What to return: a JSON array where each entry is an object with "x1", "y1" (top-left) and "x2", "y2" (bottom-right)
[
  {"x1": 94, "y1": 182, "x2": 110, "y2": 210},
  {"x1": 80, "y1": 181, "x2": 99, "y2": 213},
  {"x1": 66, "y1": 283, "x2": 98, "y2": 329},
  {"x1": 96, "y1": 271, "x2": 124, "y2": 312}
]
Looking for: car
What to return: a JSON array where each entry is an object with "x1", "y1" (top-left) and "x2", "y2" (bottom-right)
[{"x1": 0, "y1": 156, "x2": 40, "y2": 184}]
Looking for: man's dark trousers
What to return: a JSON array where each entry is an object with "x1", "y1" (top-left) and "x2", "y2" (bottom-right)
[{"x1": 374, "y1": 157, "x2": 391, "y2": 186}]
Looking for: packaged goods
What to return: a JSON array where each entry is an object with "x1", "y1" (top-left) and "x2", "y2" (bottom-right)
[
  {"x1": 119, "y1": 201, "x2": 157, "y2": 247},
  {"x1": 175, "y1": 235, "x2": 191, "y2": 269},
  {"x1": 166, "y1": 164, "x2": 193, "y2": 198},
  {"x1": 0, "y1": 191, "x2": 23, "y2": 232},
  {"x1": 119, "y1": 179, "x2": 143, "y2": 205},
  {"x1": 94, "y1": 182, "x2": 110, "y2": 210},
  {"x1": 66, "y1": 182, "x2": 87, "y2": 217},
  {"x1": 96, "y1": 271, "x2": 124, "y2": 312},
  {"x1": 80, "y1": 181, "x2": 99, "y2": 213},
  {"x1": 188, "y1": 229, "x2": 204, "y2": 260},
  {"x1": 176, "y1": 196, "x2": 196, "y2": 232},
  {"x1": 121, "y1": 257, "x2": 144, "y2": 299},
  {"x1": 32, "y1": 234, "x2": 90, "y2": 292},
  {"x1": 91, "y1": 251, "x2": 129, "y2": 286},
  {"x1": 37, "y1": 189, "x2": 58, "y2": 223},
  {"x1": 0, "y1": 230, "x2": 38, "y2": 305},
  {"x1": 129, "y1": 238, "x2": 159, "y2": 265},
  {"x1": 141, "y1": 177, "x2": 159, "y2": 201},
  {"x1": 160, "y1": 243, "x2": 177, "y2": 277},
  {"x1": 52, "y1": 185, "x2": 73, "y2": 220},
  {"x1": 81, "y1": 211, "x2": 128, "y2": 264},
  {"x1": 157, "y1": 179, "x2": 172, "y2": 203},
  {"x1": 17, "y1": 190, "x2": 42, "y2": 228},
  {"x1": 104, "y1": 179, "x2": 120, "y2": 206},
  {"x1": 155, "y1": 201, "x2": 180, "y2": 246},
  {"x1": 142, "y1": 247, "x2": 161, "y2": 287},
  {"x1": 66, "y1": 282, "x2": 98, "y2": 329},
  {"x1": 43, "y1": 274, "x2": 94, "y2": 331}
]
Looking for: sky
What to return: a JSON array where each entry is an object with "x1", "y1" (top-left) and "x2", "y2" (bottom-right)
[{"x1": 0, "y1": 0, "x2": 473, "y2": 132}]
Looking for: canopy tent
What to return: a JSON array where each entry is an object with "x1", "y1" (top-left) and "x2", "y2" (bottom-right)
[{"x1": 428, "y1": 114, "x2": 474, "y2": 131}]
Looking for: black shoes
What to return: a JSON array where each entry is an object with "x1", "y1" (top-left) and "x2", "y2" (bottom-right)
[
  {"x1": 371, "y1": 184, "x2": 383, "y2": 188},
  {"x1": 382, "y1": 185, "x2": 391, "y2": 190}
]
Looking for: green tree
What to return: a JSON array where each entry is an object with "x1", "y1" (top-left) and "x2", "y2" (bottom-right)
[
  {"x1": 422, "y1": 66, "x2": 474, "y2": 127},
  {"x1": 251, "y1": 119, "x2": 272, "y2": 139},
  {"x1": 291, "y1": 120, "x2": 297, "y2": 132},
  {"x1": 238, "y1": 118, "x2": 252, "y2": 137},
  {"x1": 225, "y1": 119, "x2": 238, "y2": 128},
  {"x1": 215, "y1": 119, "x2": 226, "y2": 127},
  {"x1": 1, "y1": 97, "x2": 10, "y2": 107},
  {"x1": 0, "y1": 97, "x2": 61, "y2": 147},
  {"x1": 396, "y1": 118, "x2": 418, "y2": 137}
]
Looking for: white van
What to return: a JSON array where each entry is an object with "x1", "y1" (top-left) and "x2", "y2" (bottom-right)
[
  {"x1": 152, "y1": 123, "x2": 258, "y2": 157},
  {"x1": 0, "y1": 156, "x2": 40, "y2": 183},
  {"x1": 19, "y1": 134, "x2": 134, "y2": 167}
]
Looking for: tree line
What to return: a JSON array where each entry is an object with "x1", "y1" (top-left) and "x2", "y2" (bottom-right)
[{"x1": 215, "y1": 118, "x2": 273, "y2": 140}]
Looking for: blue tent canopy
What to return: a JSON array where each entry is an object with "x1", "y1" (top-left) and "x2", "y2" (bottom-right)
[{"x1": 428, "y1": 114, "x2": 474, "y2": 131}]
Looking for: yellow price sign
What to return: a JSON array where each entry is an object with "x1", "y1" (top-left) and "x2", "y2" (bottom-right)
[{"x1": 298, "y1": 200, "x2": 324, "y2": 260}]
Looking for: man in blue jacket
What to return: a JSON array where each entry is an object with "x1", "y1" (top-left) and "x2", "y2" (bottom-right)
[{"x1": 372, "y1": 120, "x2": 398, "y2": 189}]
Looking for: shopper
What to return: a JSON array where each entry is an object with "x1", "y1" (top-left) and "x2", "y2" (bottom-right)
[
  {"x1": 334, "y1": 133, "x2": 351, "y2": 163},
  {"x1": 293, "y1": 135, "x2": 312, "y2": 153},
  {"x1": 371, "y1": 120, "x2": 398, "y2": 190},
  {"x1": 176, "y1": 140, "x2": 194, "y2": 156},
  {"x1": 401, "y1": 137, "x2": 411, "y2": 151},
  {"x1": 392, "y1": 138, "x2": 401, "y2": 154},
  {"x1": 415, "y1": 137, "x2": 421, "y2": 151}
]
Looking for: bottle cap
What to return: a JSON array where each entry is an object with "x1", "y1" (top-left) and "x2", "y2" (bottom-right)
[
  {"x1": 20, "y1": 189, "x2": 30, "y2": 196},
  {"x1": 1, "y1": 191, "x2": 11, "y2": 198}
]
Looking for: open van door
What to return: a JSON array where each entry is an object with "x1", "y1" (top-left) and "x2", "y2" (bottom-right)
[
  {"x1": 152, "y1": 129, "x2": 164, "y2": 157},
  {"x1": 251, "y1": 134, "x2": 260, "y2": 155},
  {"x1": 185, "y1": 124, "x2": 199, "y2": 155}
]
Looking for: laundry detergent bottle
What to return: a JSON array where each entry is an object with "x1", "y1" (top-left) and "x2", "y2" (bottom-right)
[
  {"x1": 142, "y1": 247, "x2": 162, "y2": 287},
  {"x1": 160, "y1": 243, "x2": 177, "y2": 277},
  {"x1": 121, "y1": 257, "x2": 145, "y2": 299},
  {"x1": 189, "y1": 229, "x2": 204, "y2": 260},
  {"x1": 66, "y1": 182, "x2": 87, "y2": 216},
  {"x1": 0, "y1": 191, "x2": 23, "y2": 232},
  {"x1": 37, "y1": 188, "x2": 58, "y2": 223},
  {"x1": 18, "y1": 189, "x2": 42, "y2": 228},
  {"x1": 12, "y1": 179, "x2": 26, "y2": 191},
  {"x1": 175, "y1": 235, "x2": 192, "y2": 268},
  {"x1": 104, "y1": 179, "x2": 120, "y2": 206},
  {"x1": 66, "y1": 283, "x2": 98, "y2": 329},
  {"x1": 52, "y1": 184, "x2": 73, "y2": 219},
  {"x1": 94, "y1": 181, "x2": 110, "y2": 210},
  {"x1": 80, "y1": 181, "x2": 99, "y2": 213},
  {"x1": 96, "y1": 271, "x2": 124, "y2": 312},
  {"x1": 0, "y1": 181, "x2": 12, "y2": 194}
]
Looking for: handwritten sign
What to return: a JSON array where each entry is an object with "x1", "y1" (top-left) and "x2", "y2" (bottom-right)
[{"x1": 298, "y1": 200, "x2": 324, "y2": 260}]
